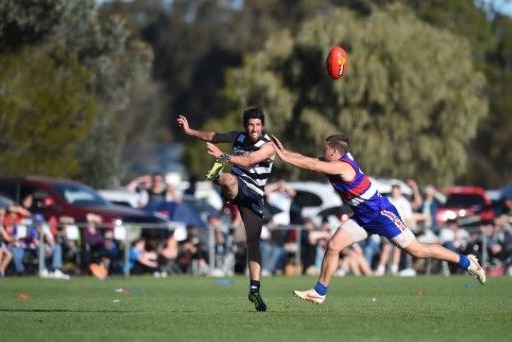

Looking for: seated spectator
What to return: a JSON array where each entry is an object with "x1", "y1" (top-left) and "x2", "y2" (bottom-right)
[
  {"x1": 156, "y1": 230, "x2": 182, "y2": 276},
  {"x1": 2, "y1": 198, "x2": 39, "y2": 276},
  {"x1": 260, "y1": 217, "x2": 287, "y2": 276},
  {"x1": 32, "y1": 214, "x2": 70, "y2": 279},
  {"x1": 81, "y1": 213, "x2": 123, "y2": 277},
  {"x1": 359, "y1": 234, "x2": 382, "y2": 270},
  {"x1": 301, "y1": 217, "x2": 330, "y2": 275},
  {"x1": 10, "y1": 205, "x2": 70, "y2": 279},
  {"x1": 207, "y1": 214, "x2": 232, "y2": 274},
  {"x1": 439, "y1": 219, "x2": 470, "y2": 253},
  {"x1": 482, "y1": 218, "x2": 510, "y2": 276},
  {"x1": 100, "y1": 231, "x2": 122, "y2": 275},
  {"x1": 222, "y1": 202, "x2": 244, "y2": 265},
  {"x1": 154, "y1": 226, "x2": 212, "y2": 277},
  {"x1": 494, "y1": 199, "x2": 512, "y2": 275},
  {"x1": 181, "y1": 227, "x2": 210, "y2": 275},
  {"x1": 129, "y1": 238, "x2": 159, "y2": 274},
  {"x1": 82, "y1": 213, "x2": 106, "y2": 269},
  {"x1": 438, "y1": 219, "x2": 470, "y2": 275},
  {"x1": 0, "y1": 208, "x2": 12, "y2": 277},
  {"x1": 265, "y1": 180, "x2": 296, "y2": 226},
  {"x1": 58, "y1": 216, "x2": 80, "y2": 272},
  {"x1": 337, "y1": 243, "x2": 373, "y2": 276},
  {"x1": 2, "y1": 208, "x2": 26, "y2": 275}
]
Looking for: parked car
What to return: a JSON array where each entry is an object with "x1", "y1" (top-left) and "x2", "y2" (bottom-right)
[
  {"x1": 99, "y1": 187, "x2": 222, "y2": 228},
  {"x1": 288, "y1": 181, "x2": 343, "y2": 226},
  {"x1": 0, "y1": 176, "x2": 171, "y2": 236},
  {"x1": 97, "y1": 188, "x2": 142, "y2": 208},
  {"x1": 436, "y1": 186, "x2": 495, "y2": 226},
  {"x1": 0, "y1": 193, "x2": 14, "y2": 208},
  {"x1": 369, "y1": 177, "x2": 413, "y2": 197}
]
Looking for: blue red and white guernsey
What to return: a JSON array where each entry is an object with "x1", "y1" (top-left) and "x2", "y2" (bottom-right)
[{"x1": 326, "y1": 152, "x2": 392, "y2": 226}]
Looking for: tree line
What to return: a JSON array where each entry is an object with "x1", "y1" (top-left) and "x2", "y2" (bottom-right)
[{"x1": 1, "y1": 0, "x2": 511, "y2": 188}]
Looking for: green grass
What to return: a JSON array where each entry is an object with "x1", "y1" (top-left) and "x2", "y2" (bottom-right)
[{"x1": 1, "y1": 275, "x2": 511, "y2": 342}]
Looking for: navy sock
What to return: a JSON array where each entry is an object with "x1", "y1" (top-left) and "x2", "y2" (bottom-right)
[
  {"x1": 314, "y1": 282, "x2": 328, "y2": 296},
  {"x1": 457, "y1": 255, "x2": 470, "y2": 270},
  {"x1": 250, "y1": 280, "x2": 260, "y2": 294}
]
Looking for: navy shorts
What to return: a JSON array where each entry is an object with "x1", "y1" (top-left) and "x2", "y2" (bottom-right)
[{"x1": 225, "y1": 177, "x2": 264, "y2": 217}]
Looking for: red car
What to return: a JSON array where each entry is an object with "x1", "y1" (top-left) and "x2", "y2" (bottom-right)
[
  {"x1": 0, "y1": 176, "x2": 170, "y2": 229},
  {"x1": 436, "y1": 186, "x2": 494, "y2": 226}
]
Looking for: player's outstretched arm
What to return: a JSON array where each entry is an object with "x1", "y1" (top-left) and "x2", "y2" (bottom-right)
[
  {"x1": 271, "y1": 135, "x2": 347, "y2": 176},
  {"x1": 177, "y1": 114, "x2": 216, "y2": 142}
]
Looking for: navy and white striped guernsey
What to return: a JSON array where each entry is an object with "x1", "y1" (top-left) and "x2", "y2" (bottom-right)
[{"x1": 230, "y1": 132, "x2": 274, "y2": 196}]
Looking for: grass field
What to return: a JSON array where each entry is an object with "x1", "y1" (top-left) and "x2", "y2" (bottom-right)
[{"x1": 1, "y1": 274, "x2": 511, "y2": 342}]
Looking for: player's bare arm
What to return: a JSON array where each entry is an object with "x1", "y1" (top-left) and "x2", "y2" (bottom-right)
[
  {"x1": 272, "y1": 135, "x2": 355, "y2": 179},
  {"x1": 176, "y1": 114, "x2": 216, "y2": 141},
  {"x1": 207, "y1": 141, "x2": 275, "y2": 168}
]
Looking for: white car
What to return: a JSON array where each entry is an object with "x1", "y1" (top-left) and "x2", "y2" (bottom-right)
[
  {"x1": 99, "y1": 180, "x2": 223, "y2": 211},
  {"x1": 98, "y1": 188, "x2": 142, "y2": 208},
  {"x1": 287, "y1": 178, "x2": 412, "y2": 228},
  {"x1": 287, "y1": 181, "x2": 343, "y2": 226},
  {"x1": 369, "y1": 177, "x2": 413, "y2": 197}
]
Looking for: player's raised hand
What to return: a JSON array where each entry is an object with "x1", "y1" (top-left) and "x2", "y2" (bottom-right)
[
  {"x1": 270, "y1": 135, "x2": 284, "y2": 150},
  {"x1": 176, "y1": 115, "x2": 190, "y2": 133},
  {"x1": 271, "y1": 135, "x2": 287, "y2": 160}
]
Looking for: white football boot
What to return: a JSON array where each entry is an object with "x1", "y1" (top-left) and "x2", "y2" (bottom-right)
[
  {"x1": 293, "y1": 289, "x2": 326, "y2": 304},
  {"x1": 467, "y1": 254, "x2": 486, "y2": 285}
]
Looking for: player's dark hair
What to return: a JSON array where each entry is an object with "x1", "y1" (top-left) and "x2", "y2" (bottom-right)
[
  {"x1": 243, "y1": 107, "x2": 265, "y2": 126},
  {"x1": 325, "y1": 135, "x2": 350, "y2": 155}
]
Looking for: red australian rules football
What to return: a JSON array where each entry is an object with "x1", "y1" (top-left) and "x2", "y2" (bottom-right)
[{"x1": 326, "y1": 46, "x2": 349, "y2": 80}]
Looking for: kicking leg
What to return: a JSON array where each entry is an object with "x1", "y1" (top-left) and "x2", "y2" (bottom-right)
[{"x1": 216, "y1": 173, "x2": 239, "y2": 200}]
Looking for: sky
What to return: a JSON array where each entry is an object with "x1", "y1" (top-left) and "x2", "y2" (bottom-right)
[{"x1": 483, "y1": 0, "x2": 512, "y2": 16}]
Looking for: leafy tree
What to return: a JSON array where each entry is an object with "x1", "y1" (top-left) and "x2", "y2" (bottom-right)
[
  {"x1": 48, "y1": 1, "x2": 154, "y2": 187},
  {"x1": 466, "y1": 13, "x2": 512, "y2": 187},
  {"x1": 0, "y1": 0, "x2": 66, "y2": 52},
  {"x1": 0, "y1": 49, "x2": 96, "y2": 175},
  {"x1": 214, "y1": 4, "x2": 488, "y2": 185},
  {"x1": 399, "y1": 0, "x2": 512, "y2": 186},
  {"x1": 0, "y1": 0, "x2": 153, "y2": 187}
]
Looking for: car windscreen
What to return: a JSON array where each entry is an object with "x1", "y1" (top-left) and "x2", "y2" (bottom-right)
[
  {"x1": 0, "y1": 194, "x2": 14, "y2": 207},
  {"x1": 442, "y1": 194, "x2": 485, "y2": 208},
  {"x1": 51, "y1": 183, "x2": 111, "y2": 206}
]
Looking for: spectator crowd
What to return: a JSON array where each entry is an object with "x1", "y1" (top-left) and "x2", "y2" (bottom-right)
[{"x1": 1, "y1": 173, "x2": 511, "y2": 280}]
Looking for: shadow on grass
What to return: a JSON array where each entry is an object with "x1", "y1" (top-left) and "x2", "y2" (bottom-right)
[{"x1": 0, "y1": 309, "x2": 129, "y2": 313}]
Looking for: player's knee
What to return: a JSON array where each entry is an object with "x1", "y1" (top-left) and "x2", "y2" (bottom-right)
[
  {"x1": 326, "y1": 238, "x2": 343, "y2": 254},
  {"x1": 221, "y1": 174, "x2": 236, "y2": 186},
  {"x1": 406, "y1": 244, "x2": 427, "y2": 258}
]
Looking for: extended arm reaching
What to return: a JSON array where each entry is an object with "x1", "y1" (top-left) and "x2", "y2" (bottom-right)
[{"x1": 271, "y1": 135, "x2": 355, "y2": 178}]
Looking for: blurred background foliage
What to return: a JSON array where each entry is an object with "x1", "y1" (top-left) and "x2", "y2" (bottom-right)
[{"x1": 0, "y1": 0, "x2": 511, "y2": 188}]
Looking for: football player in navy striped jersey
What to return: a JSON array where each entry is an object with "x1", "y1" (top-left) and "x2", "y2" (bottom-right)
[{"x1": 177, "y1": 107, "x2": 275, "y2": 311}]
